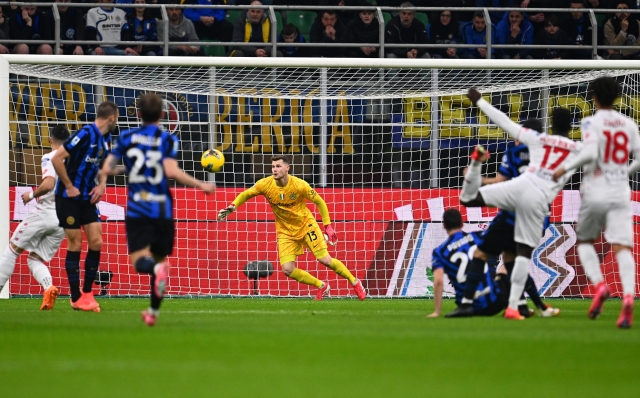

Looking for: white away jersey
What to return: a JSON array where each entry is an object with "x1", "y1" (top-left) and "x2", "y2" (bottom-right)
[
  {"x1": 36, "y1": 150, "x2": 59, "y2": 211},
  {"x1": 516, "y1": 127, "x2": 582, "y2": 201},
  {"x1": 580, "y1": 109, "x2": 640, "y2": 198},
  {"x1": 86, "y1": 7, "x2": 127, "y2": 47}
]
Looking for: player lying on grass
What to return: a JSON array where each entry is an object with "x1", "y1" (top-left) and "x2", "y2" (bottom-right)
[
  {"x1": 427, "y1": 209, "x2": 553, "y2": 318},
  {"x1": 101, "y1": 93, "x2": 215, "y2": 326},
  {"x1": 217, "y1": 155, "x2": 366, "y2": 300},
  {"x1": 552, "y1": 77, "x2": 638, "y2": 329},
  {"x1": 456, "y1": 88, "x2": 580, "y2": 320},
  {"x1": 0, "y1": 125, "x2": 70, "y2": 310}
]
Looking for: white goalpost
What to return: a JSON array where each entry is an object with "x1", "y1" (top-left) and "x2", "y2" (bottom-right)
[{"x1": 2, "y1": 55, "x2": 640, "y2": 299}]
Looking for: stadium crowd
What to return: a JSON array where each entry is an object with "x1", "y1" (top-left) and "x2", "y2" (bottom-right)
[{"x1": 0, "y1": 0, "x2": 639, "y2": 59}]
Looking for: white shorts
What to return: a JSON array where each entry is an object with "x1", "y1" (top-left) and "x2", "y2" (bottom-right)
[
  {"x1": 10, "y1": 209, "x2": 64, "y2": 262},
  {"x1": 479, "y1": 177, "x2": 549, "y2": 248},
  {"x1": 577, "y1": 198, "x2": 633, "y2": 246}
]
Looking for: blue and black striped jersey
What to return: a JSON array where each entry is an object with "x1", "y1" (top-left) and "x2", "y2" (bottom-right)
[
  {"x1": 432, "y1": 231, "x2": 502, "y2": 311},
  {"x1": 111, "y1": 124, "x2": 178, "y2": 219},
  {"x1": 56, "y1": 123, "x2": 111, "y2": 201}
]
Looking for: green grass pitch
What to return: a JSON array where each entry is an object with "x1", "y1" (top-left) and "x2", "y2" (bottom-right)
[{"x1": 1, "y1": 298, "x2": 638, "y2": 398}]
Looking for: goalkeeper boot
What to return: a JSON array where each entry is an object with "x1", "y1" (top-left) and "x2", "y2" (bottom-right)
[
  {"x1": 154, "y1": 262, "x2": 169, "y2": 298},
  {"x1": 40, "y1": 285, "x2": 58, "y2": 311},
  {"x1": 504, "y1": 306, "x2": 525, "y2": 320},
  {"x1": 470, "y1": 145, "x2": 490, "y2": 163},
  {"x1": 141, "y1": 310, "x2": 157, "y2": 327},
  {"x1": 314, "y1": 282, "x2": 330, "y2": 301},
  {"x1": 445, "y1": 304, "x2": 474, "y2": 318},
  {"x1": 538, "y1": 304, "x2": 560, "y2": 318},
  {"x1": 617, "y1": 294, "x2": 634, "y2": 329},
  {"x1": 352, "y1": 278, "x2": 366, "y2": 301},
  {"x1": 588, "y1": 281, "x2": 610, "y2": 320}
]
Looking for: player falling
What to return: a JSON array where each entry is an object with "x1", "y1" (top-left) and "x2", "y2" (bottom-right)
[
  {"x1": 553, "y1": 77, "x2": 638, "y2": 329},
  {"x1": 101, "y1": 93, "x2": 215, "y2": 326},
  {"x1": 217, "y1": 155, "x2": 366, "y2": 300},
  {"x1": 0, "y1": 126, "x2": 70, "y2": 309},
  {"x1": 51, "y1": 101, "x2": 119, "y2": 312},
  {"x1": 456, "y1": 88, "x2": 580, "y2": 320}
]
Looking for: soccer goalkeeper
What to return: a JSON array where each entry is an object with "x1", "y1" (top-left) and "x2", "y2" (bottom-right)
[{"x1": 217, "y1": 155, "x2": 366, "y2": 300}]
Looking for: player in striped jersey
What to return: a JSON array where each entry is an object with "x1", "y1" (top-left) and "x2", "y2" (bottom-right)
[
  {"x1": 51, "y1": 101, "x2": 119, "y2": 312},
  {"x1": 217, "y1": 155, "x2": 366, "y2": 300},
  {"x1": 101, "y1": 93, "x2": 215, "y2": 326},
  {"x1": 0, "y1": 125, "x2": 70, "y2": 309}
]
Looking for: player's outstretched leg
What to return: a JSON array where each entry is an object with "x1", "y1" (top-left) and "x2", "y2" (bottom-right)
[
  {"x1": 460, "y1": 145, "x2": 489, "y2": 204},
  {"x1": 522, "y1": 274, "x2": 560, "y2": 317},
  {"x1": 319, "y1": 256, "x2": 366, "y2": 300},
  {"x1": 446, "y1": 254, "x2": 487, "y2": 318},
  {"x1": 27, "y1": 255, "x2": 58, "y2": 310},
  {"x1": 577, "y1": 242, "x2": 610, "y2": 319}
]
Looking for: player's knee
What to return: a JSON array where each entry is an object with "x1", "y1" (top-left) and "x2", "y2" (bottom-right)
[
  {"x1": 281, "y1": 263, "x2": 295, "y2": 276},
  {"x1": 9, "y1": 242, "x2": 24, "y2": 254},
  {"x1": 473, "y1": 249, "x2": 488, "y2": 261},
  {"x1": 461, "y1": 193, "x2": 485, "y2": 207},
  {"x1": 612, "y1": 244, "x2": 632, "y2": 255},
  {"x1": 28, "y1": 252, "x2": 43, "y2": 262},
  {"x1": 318, "y1": 256, "x2": 332, "y2": 267},
  {"x1": 516, "y1": 244, "x2": 533, "y2": 258},
  {"x1": 88, "y1": 237, "x2": 103, "y2": 251}
]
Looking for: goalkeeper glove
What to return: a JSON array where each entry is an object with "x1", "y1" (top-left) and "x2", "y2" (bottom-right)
[
  {"x1": 323, "y1": 225, "x2": 338, "y2": 246},
  {"x1": 217, "y1": 204, "x2": 236, "y2": 221}
]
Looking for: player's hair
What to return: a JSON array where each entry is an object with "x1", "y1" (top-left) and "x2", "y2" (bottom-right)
[
  {"x1": 589, "y1": 76, "x2": 621, "y2": 107},
  {"x1": 551, "y1": 107, "x2": 572, "y2": 137},
  {"x1": 522, "y1": 118, "x2": 542, "y2": 133},
  {"x1": 138, "y1": 93, "x2": 164, "y2": 123},
  {"x1": 442, "y1": 208, "x2": 463, "y2": 231},
  {"x1": 281, "y1": 23, "x2": 298, "y2": 37},
  {"x1": 271, "y1": 155, "x2": 290, "y2": 164},
  {"x1": 50, "y1": 125, "x2": 70, "y2": 143},
  {"x1": 96, "y1": 101, "x2": 119, "y2": 119}
]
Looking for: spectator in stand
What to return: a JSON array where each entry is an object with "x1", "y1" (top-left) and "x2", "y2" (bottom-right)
[
  {"x1": 183, "y1": 0, "x2": 233, "y2": 50},
  {"x1": 230, "y1": 0, "x2": 282, "y2": 57},
  {"x1": 86, "y1": 0, "x2": 128, "y2": 55},
  {"x1": 460, "y1": 10, "x2": 495, "y2": 59},
  {"x1": 346, "y1": 9, "x2": 380, "y2": 58},
  {"x1": 474, "y1": 0, "x2": 518, "y2": 24},
  {"x1": 427, "y1": 10, "x2": 459, "y2": 59},
  {"x1": 156, "y1": 5, "x2": 203, "y2": 56},
  {"x1": 566, "y1": 0, "x2": 604, "y2": 59},
  {"x1": 604, "y1": 0, "x2": 640, "y2": 59},
  {"x1": 319, "y1": 0, "x2": 370, "y2": 24},
  {"x1": 496, "y1": 10, "x2": 534, "y2": 59},
  {"x1": 9, "y1": 5, "x2": 53, "y2": 54},
  {"x1": 384, "y1": 2, "x2": 430, "y2": 59},
  {"x1": 310, "y1": 10, "x2": 348, "y2": 57},
  {"x1": 120, "y1": 0, "x2": 158, "y2": 56},
  {"x1": 436, "y1": 0, "x2": 476, "y2": 24},
  {"x1": 0, "y1": 7, "x2": 11, "y2": 54},
  {"x1": 278, "y1": 23, "x2": 310, "y2": 57},
  {"x1": 533, "y1": 15, "x2": 576, "y2": 59},
  {"x1": 53, "y1": 0, "x2": 85, "y2": 55},
  {"x1": 519, "y1": 0, "x2": 557, "y2": 35}
]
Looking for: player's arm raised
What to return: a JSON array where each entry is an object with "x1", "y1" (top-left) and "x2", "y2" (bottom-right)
[
  {"x1": 50, "y1": 146, "x2": 80, "y2": 198},
  {"x1": 427, "y1": 266, "x2": 444, "y2": 318},
  {"x1": 218, "y1": 185, "x2": 261, "y2": 221},
  {"x1": 467, "y1": 88, "x2": 525, "y2": 142},
  {"x1": 307, "y1": 187, "x2": 337, "y2": 246},
  {"x1": 164, "y1": 158, "x2": 215, "y2": 193}
]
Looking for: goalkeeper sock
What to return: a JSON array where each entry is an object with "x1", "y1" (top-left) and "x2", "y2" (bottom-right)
[
  {"x1": 524, "y1": 275, "x2": 545, "y2": 310},
  {"x1": 508, "y1": 256, "x2": 529, "y2": 310},
  {"x1": 65, "y1": 251, "x2": 81, "y2": 302},
  {"x1": 577, "y1": 243, "x2": 603, "y2": 286},
  {"x1": 27, "y1": 256, "x2": 52, "y2": 290},
  {"x1": 83, "y1": 250, "x2": 100, "y2": 294},
  {"x1": 460, "y1": 161, "x2": 482, "y2": 202},
  {"x1": 0, "y1": 245, "x2": 19, "y2": 291},
  {"x1": 616, "y1": 249, "x2": 636, "y2": 296},
  {"x1": 327, "y1": 258, "x2": 356, "y2": 284},
  {"x1": 289, "y1": 268, "x2": 323, "y2": 288}
]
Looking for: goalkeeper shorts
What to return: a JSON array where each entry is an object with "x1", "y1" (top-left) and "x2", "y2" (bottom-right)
[{"x1": 277, "y1": 223, "x2": 328, "y2": 265}]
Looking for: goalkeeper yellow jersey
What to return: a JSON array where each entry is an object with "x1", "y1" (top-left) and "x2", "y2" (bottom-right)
[{"x1": 232, "y1": 175, "x2": 331, "y2": 239}]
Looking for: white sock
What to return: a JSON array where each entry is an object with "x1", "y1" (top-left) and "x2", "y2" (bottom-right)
[
  {"x1": 508, "y1": 256, "x2": 530, "y2": 310},
  {"x1": 615, "y1": 249, "x2": 636, "y2": 296},
  {"x1": 0, "y1": 246, "x2": 19, "y2": 291},
  {"x1": 27, "y1": 256, "x2": 53, "y2": 290},
  {"x1": 577, "y1": 243, "x2": 603, "y2": 285},
  {"x1": 460, "y1": 161, "x2": 482, "y2": 202}
]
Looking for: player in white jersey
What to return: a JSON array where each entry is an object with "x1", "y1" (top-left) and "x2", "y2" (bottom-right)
[
  {"x1": 0, "y1": 126, "x2": 70, "y2": 310},
  {"x1": 553, "y1": 77, "x2": 639, "y2": 329},
  {"x1": 449, "y1": 88, "x2": 581, "y2": 320}
]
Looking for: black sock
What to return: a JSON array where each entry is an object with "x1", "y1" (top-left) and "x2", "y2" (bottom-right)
[
  {"x1": 83, "y1": 250, "x2": 100, "y2": 294},
  {"x1": 150, "y1": 275, "x2": 163, "y2": 311},
  {"x1": 65, "y1": 251, "x2": 81, "y2": 302},
  {"x1": 504, "y1": 261, "x2": 515, "y2": 274},
  {"x1": 525, "y1": 275, "x2": 546, "y2": 310},
  {"x1": 462, "y1": 257, "x2": 485, "y2": 302},
  {"x1": 135, "y1": 256, "x2": 156, "y2": 274}
]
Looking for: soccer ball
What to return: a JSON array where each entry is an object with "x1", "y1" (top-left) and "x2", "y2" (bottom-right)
[{"x1": 201, "y1": 149, "x2": 225, "y2": 173}]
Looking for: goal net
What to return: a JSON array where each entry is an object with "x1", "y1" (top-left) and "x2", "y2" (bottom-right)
[{"x1": 3, "y1": 56, "x2": 640, "y2": 299}]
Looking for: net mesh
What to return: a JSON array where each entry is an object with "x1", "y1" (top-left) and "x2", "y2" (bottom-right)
[{"x1": 6, "y1": 63, "x2": 640, "y2": 298}]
